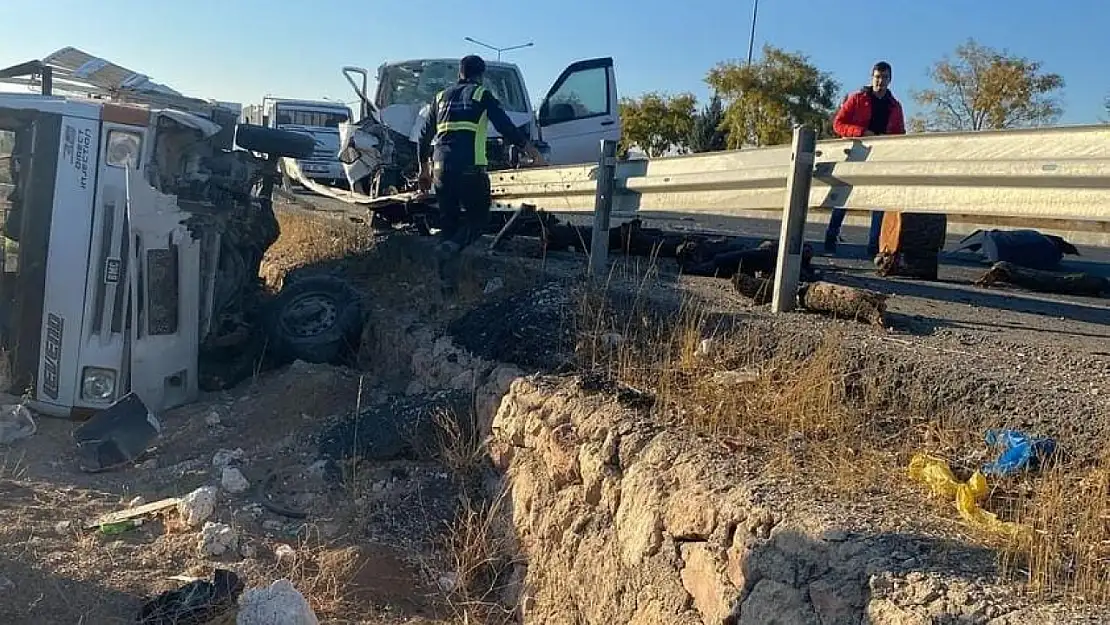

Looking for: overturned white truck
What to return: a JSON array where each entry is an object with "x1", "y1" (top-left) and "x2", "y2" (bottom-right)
[
  {"x1": 326, "y1": 56, "x2": 621, "y2": 198},
  {"x1": 0, "y1": 59, "x2": 363, "y2": 419}
]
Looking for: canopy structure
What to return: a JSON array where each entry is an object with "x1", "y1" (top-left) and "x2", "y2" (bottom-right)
[{"x1": 0, "y1": 46, "x2": 241, "y2": 118}]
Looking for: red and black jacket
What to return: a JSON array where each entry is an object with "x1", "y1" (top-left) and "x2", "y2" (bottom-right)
[{"x1": 832, "y1": 87, "x2": 906, "y2": 138}]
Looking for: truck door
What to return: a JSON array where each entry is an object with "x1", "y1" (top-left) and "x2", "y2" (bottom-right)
[
  {"x1": 124, "y1": 169, "x2": 201, "y2": 413},
  {"x1": 536, "y1": 57, "x2": 620, "y2": 166}
]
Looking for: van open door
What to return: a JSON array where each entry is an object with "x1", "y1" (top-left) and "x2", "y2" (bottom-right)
[{"x1": 536, "y1": 57, "x2": 620, "y2": 166}]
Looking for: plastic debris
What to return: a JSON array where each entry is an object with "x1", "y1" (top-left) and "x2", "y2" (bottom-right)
[
  {"x1": 981, "y1": 429, "x2": 1056, "y2": 477},
  {"x1": 73, "y1": 392, "x2": 160, "y2": 472},
  {"x1": 907, "y1": 452, "x2": 1031, "y2": 541},
  {"x1": 99, "y1": 519, "x2": 142, "y2": 535},
  {"x1": 138, "y1": 568, "x2": 244, "y2": 625}
]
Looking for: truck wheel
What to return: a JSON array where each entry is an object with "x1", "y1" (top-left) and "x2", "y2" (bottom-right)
[
  {"x1": 235, "y1": 124, "x2": 316, "y2": 160},
  {"x1": 263, "y1": 275, "x2": 363, "y2": 365}
]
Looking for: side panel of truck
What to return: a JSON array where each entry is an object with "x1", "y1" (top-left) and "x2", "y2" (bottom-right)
[
  {"x1": 537, "y1": 58, "x2": 621, "y2": 166},
  {"x1": 37, "y1": 114, "x2": 99, "y2": 410}
]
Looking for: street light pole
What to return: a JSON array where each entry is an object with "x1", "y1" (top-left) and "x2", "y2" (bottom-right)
[
  {"x1": 464, "y1": 36, "x2": 534, "y2": 61},
  {"x1": 746, "y1": 0, "x2": 759, "y2": 65}
]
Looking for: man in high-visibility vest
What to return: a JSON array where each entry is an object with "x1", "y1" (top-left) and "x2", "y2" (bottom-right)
[{"x1": 417, "y1": 55, "x2": 545, "y2": 256}]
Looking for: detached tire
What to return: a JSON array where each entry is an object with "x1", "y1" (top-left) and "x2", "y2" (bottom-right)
[
  {"x1": 235, "y1": 124, "x2": 316, "y2": 159},
  {"x1": 263, "y1": 275, "x2": 363, "y2": 364}
]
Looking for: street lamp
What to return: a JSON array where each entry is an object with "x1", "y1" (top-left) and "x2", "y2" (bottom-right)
[
  {"x1": 464, "y1": 37, "x2": 534, "y2": 61},
  {"x1": 746, "y1": 0, "x2": 759, "y2": 65}
]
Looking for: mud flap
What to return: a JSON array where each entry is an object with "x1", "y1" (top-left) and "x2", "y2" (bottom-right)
[{"x1": 124, "y1": 170, "x2": 201, "y2": 413}]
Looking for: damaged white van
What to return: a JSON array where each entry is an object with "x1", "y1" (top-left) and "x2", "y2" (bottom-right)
[
  {"x1": 335, "y1": 57, "x2": 621, "y2": 197},
  {"x1": 0, "y1": 63, "x2": 364, "y2": 419}
]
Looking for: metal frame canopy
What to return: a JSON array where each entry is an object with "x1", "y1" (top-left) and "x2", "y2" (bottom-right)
[{"x1": 0, "y1": 46, "x2": 241, "y2": 119}]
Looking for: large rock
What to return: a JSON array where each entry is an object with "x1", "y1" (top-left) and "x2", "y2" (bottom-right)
[{"x1": 237, "y1": 579, "x2": 318, "y2": 625}]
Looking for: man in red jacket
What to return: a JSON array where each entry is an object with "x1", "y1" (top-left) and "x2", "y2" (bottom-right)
[{"x1": 824, "y1": 61, "x2": 906, "y2": 255}]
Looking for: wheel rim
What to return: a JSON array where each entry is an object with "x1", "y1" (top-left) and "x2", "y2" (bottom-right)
[{"x1": 280, "y1": 292, "x2": 339, "y2": 338}]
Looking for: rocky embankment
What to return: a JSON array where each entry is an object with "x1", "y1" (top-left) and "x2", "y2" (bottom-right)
[{"x1": 485, "y1": 376, "x2": 1103, "y2": 625}]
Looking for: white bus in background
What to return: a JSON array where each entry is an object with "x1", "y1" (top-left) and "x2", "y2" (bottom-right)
[{"x1": 241, "y1": 98, "x2": 352, "y2": 187}]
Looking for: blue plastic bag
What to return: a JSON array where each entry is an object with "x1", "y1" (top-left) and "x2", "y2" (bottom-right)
[{"x1": 981, "y1": 429, "x2": 1056, "y2": 477}]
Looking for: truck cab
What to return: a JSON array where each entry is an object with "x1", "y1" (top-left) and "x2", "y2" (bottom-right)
[
  {"x1": 334, "y1": 56, "x2": 620, "y2": 195},
  {"x1": 244, "y1": 98, "x2": 352, "y2": 187}
]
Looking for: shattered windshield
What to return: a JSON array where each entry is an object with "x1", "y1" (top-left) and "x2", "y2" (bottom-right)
[
  {"x1": 273, "y1": 106, "x2": 349, "y2": 128},
  {"x1": 378, "y1": 61, "x2": 529, "y2": 113}
]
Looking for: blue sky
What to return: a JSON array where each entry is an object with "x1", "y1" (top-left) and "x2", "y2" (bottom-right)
[{"x1": 2, "y1": 0, "x2": 1107, "y2": 124}]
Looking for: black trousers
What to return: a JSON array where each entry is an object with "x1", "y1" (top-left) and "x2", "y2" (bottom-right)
[{"x1": 434, "y1": 168, "x2": 491, "y2": 249}]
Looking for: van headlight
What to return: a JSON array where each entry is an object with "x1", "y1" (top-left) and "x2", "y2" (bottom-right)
[
  {"x1": 106, "y1": 130, "x2": 142, "y2": 169},
  {"x1": 81, "y1": 367, "x2": 117, "y2": 401}
]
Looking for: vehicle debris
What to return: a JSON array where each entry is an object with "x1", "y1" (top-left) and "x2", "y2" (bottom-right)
[
  {"x1": 138, "y1": 568, "x2": 244, "y2": 625},
  {"x1": 72, "y1": 392, "x2": 160, "y2": 473}
]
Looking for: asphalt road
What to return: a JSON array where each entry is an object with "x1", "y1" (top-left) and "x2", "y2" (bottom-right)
[{"x1": 285, "y1": 190, "x2": 1110, "y2": 330}]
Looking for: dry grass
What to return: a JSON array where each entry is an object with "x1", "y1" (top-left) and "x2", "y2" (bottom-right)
[
  {"x1": 573, "y1": 260, "x2": 1110, "y2": 606},
  {"x1": 433, "y1": 407, "x2": 486, "y2": 483},
  {"x1": 439, "y1": 490, "x2": 521, "y2": 625},
  {"x1": 258, "y1": 525, "x2": 365, "y2": 619},
  {"x1": 994, "y1": 454, "x2": 1110, "y2": 604}
]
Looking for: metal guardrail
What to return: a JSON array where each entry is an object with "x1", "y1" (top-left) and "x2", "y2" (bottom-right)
[{"x1": 489, "y1": 124, "x2": 1110, "y2": 246}]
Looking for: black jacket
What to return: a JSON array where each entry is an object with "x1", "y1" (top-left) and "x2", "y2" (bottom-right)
[{"x1": 418, "y1": 79, "x2": 529, "y2": 171}]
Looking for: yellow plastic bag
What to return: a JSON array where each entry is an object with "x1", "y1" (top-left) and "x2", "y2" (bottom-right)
[{"x1": 908, "y1": 452, "x2": 1031, "y2": 542}]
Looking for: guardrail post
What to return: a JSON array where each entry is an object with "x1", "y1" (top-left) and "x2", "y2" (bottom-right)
[
  {"x1": 589, "y1": 139, "x2": 619, "y2": 282},
  {"x1": 772, "y1": 125, "x2": 817, "y2": 313}
]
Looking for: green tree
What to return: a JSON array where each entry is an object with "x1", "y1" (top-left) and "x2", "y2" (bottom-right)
[
  {"x1": 705, "y1": 45, "x2": 840, "y2": 148},
  {"x1": 687, "y1": 93, "x2": 729, "y2": 153},
  {"x1": 618, "y1": 92, "x2": 698, "y2": 158},
  {"x1": 910, "y1": 39, "x2": 1064, "y2": 131}
]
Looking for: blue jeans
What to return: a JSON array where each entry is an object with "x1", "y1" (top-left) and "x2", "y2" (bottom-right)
[{"x1": 826, "y1": 209, "x2": 884, "y2": 251}]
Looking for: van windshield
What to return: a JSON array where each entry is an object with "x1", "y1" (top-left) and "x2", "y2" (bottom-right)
[
  {"x1": 378, "y1": 61, "x2": 529, "y2": 113},
  {"x1": 273, "y1": 106, "x2": 349, "y2": 128}
]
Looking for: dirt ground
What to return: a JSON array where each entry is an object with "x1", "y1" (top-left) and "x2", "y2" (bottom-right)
[{"x1": 0, "y1": 195, "x2": 1108, "y2": 623}]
